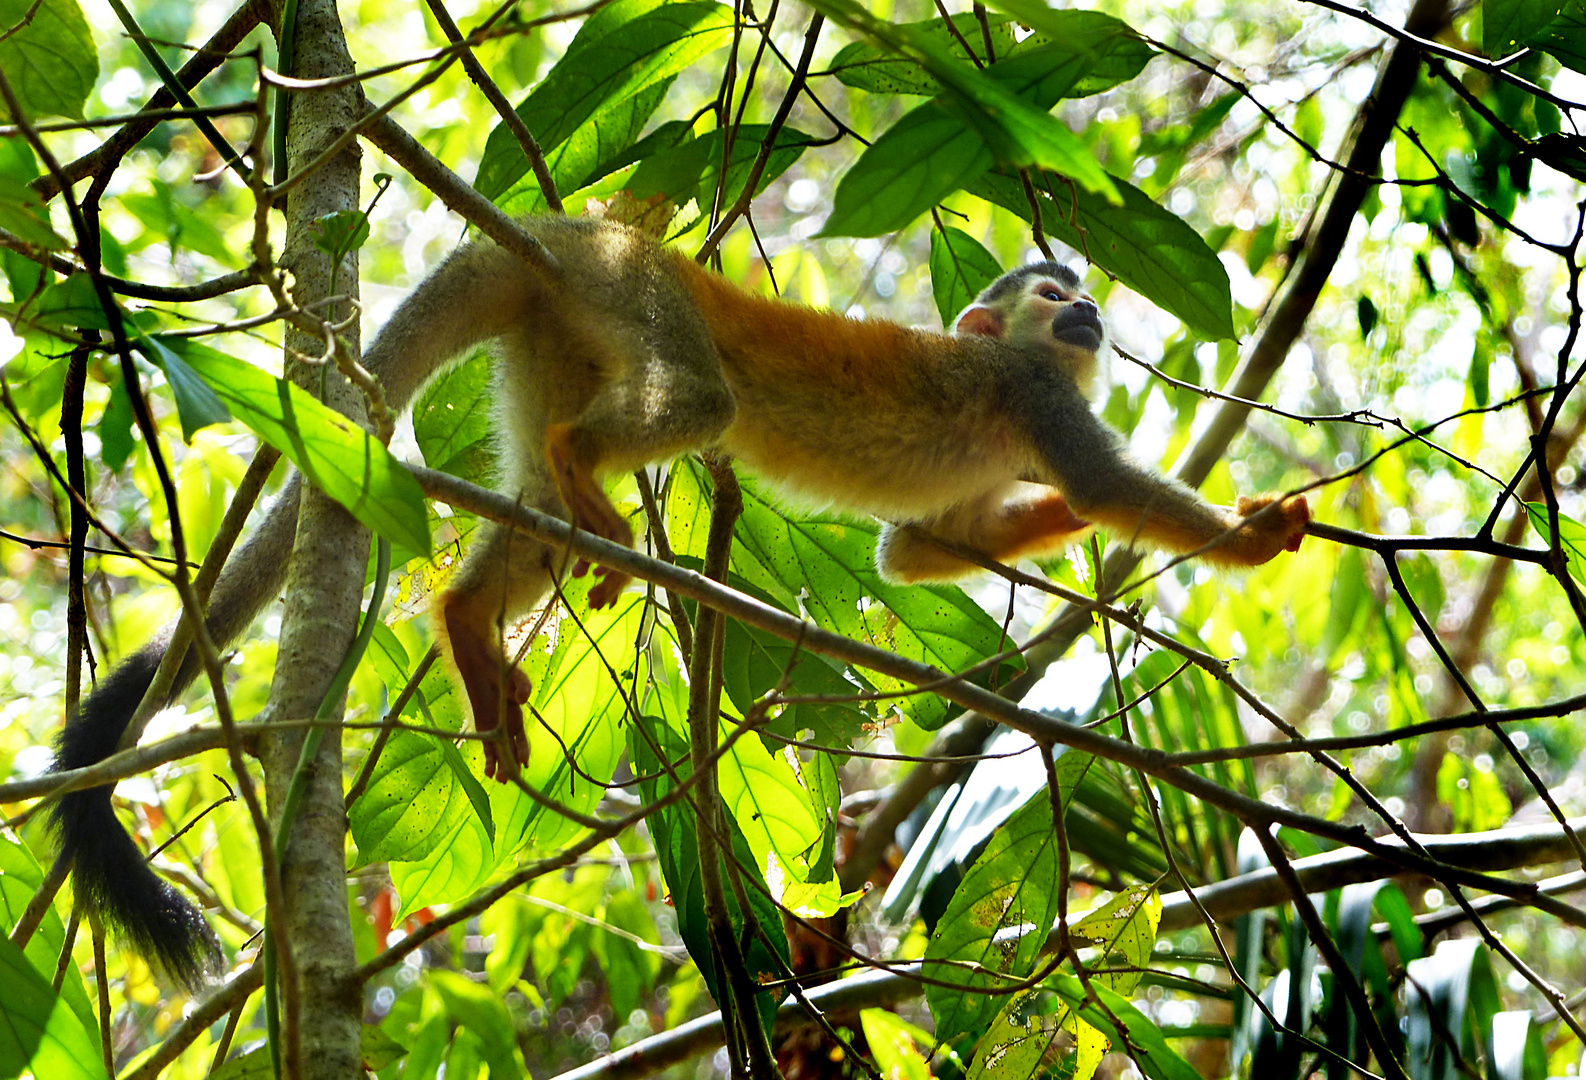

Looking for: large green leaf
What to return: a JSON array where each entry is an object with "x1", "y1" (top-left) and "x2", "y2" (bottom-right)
[
  {"x1": 498, "y1": 78, "x2": 674, "y2": 215},
  {"x1": 349, "y1": 729, "x2": 476, "y2": 864},
  {"x1": 1532, "y1": 3, "x2": 1586, "y2": 75},
  {"x1": 831, "y1": 11, "x2": 1150, "y2": 99},
  {"x1": 721, "y1": 617, "x2": 870, "y2": 751},
  {"x1": 822, "y1": 101, "x2": 997, "y2": 238},
  {"x1": 0, "y1": 176, "x2": 66, "y2": 250},
  {"x1": 0, "y1": 0, "x2": 97, "y2": 121},
  {"x1": 669, "y1": 462, "x2": 1022, "y2": 730},
  {"x1": 474, "y1": 0, "x2": 733, "y2": 201},
  {"x1": 717, "y1": 717, "x2": 859, "y2": 917},
  {"x1": 809, "y1": 0, "x2": 1116, "y2": 216},
  {"x1": 1483, "y1": 0, "x2": 1564, "y2": 56},
  {"x1": 970, "y1": 170, "x2": 1235, "y2": 341},
  {"x1": 822, "y1": 12, "x2": 1140, "y2": 237},
  {"x1": 632, "y1": 708, "x2": 790, "y2": 1031},
  {"x1": 925, "y1": 784, "x2": 1065, "y2": 1043},
  {"x1": 0, "y1": 837, "x2": 97, "y2": 1051},
  {"x1": 158, "y1": 338, "x2": 430, "y2": 556},
  {"x1": 0, "y1": 934, "x2": 106, "y2": 1080},
  {"x1": 627, "y1": 123, "x2": 818, "y2": 221}
]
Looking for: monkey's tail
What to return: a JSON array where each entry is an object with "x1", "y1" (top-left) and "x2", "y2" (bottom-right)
[
  {"x1": 49, "y1": 476, "x2": 302, "y2": 987},
  {"x1": 51, "y1": 644, "x2": 222, "y2": 988}
]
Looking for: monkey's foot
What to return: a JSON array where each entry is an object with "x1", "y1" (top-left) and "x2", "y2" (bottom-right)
[
  {"x1": 444, "y1": 605, "x2": 533, "y2": 781},
  {"x1": 1014, "y1": 492, "x2": 1091, "y2": 547},
  {"x1": 479, "y1": 666, "x2": 532, "y2": 781},
  {"x1": 1235, "y1": 494, "x2": 1311, "y2": 562}
]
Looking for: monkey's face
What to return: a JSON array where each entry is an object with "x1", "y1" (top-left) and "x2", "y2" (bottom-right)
[{"x1": 954, "y1": 266, "x2": 1106, "y2": 393}]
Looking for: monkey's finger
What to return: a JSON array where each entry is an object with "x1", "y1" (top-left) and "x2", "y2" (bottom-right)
[{"x1": 572, "y1": 557, "x2": 591, "y2": 577}]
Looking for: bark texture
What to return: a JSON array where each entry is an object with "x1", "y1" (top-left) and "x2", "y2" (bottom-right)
[{"x1": 262, "y1": 0, "x2": 368, "y2": 1075}]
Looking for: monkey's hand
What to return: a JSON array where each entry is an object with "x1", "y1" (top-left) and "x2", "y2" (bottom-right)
[
  {"x1": 546, "y1": 423, "x2": 636, "y2": 609},
  {"x1": 1232, "y1": 494, "x2": 1310, "y2": 563}
]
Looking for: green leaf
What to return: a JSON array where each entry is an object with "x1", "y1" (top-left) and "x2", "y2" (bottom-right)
[
  {"x1": 0, "y1": 837, "x2": 98, "y2": 1050},
  {"x1": 0, "y1": 0, "x2": 97, "y2": 121},
  {"x1": 643, "y1": 780, "x2": 790, "y2": 1030},
  {"x1": 824, "y1": 100, "x2": 993, "y2": 237},
  {"x1": 861, "y1": 1010, "x2": 933, "y2": 1080},
  {"x1": 673, "y1": 464, "x2": 1022, "y2": 730},
  {"x1": 1404, "y1": 939, "x2": 1502, "y2": 1080},
  {"x1": 717, "y1": 718, "x2": 841, "y2": 908},
  {"x1": 1490, "y1": 1011, "x2": 1547, "y2": 1080},
  {"x1": 970, "y1": 170, "x2": 1235, "y2": 340},
  {"x1": 598, "y1": 889, "x2": 663, "y2": 1019},
  {"x1": 982, "y1": 2, "x2": 1154, "y2": 95},
  {"x1": 208, "y1": 1046, "x2": 271, "y2": 1079},
  {"x1": 475, "y1": 0, "x2": 733, "y2": 201},
  {"x1": 929, "y1": 226, "x2": 1003, "y2": 327},
  {"x1": 119, "y1": 186, "x2": 235, "y2": 265},
  {"x1": 0, "y1": 934, "x2": 107, "y2": 1080},
  {"x1": 967, "y1": 988, "x2": 1068, "y2": 1080},
  {"x1": 1070, "y1": 883, "x2": 1162, "y2": 997},
  {"x1": 137, "y1": 336, "x2": 232, "y2": 442},
  {"x1": 809, "y1": 0, "x2": 1116, "y2": 223},
  {"x1": 1533, "y1": 3, "x2": 1586, "y2": 75},
  {"x1": 0, "y1": 176, "x2": 65, "y2": 249},
  {"x1": 1483, "y1": 0, "x2": 1565, "y2": 56},
  {"x1": 505, "y1": 582, "x2": 643, "y2": 853},
  {"x1": 831, "y1": 11, "x2": 1150, "y2": 99},
  {"x1": 30, "y1": 273, "x2": 105, "y2": 329},
  {"x1": 1524, "y1": 501, "x2": 1586, "y2": 584},
  {"x1": 412, "y1": 351, "x2": 497, "y2": 486},
  {"x1": 97, "y1": 374, "x2": 134, "y2": 472},
  {"x1": 438, "y1": 736, "x2": 495, "y2": 845},
  {"x1": 924, "y1": 789, "x2": 1065, "y2": 1043},
  {"x1": 429, "y1": 970, "x2": 527, "y2": 1080},
  {"x1": 500, "y1": 80, "x2": 675, "y2": 215},
  {"x1": 158, "y1": 337, "x2": 430, "y2": 556},
  {"x1": 310, "y1": 209, "x2": 371, "y2": 258},
  {"x1": 1048, "y1": 976, "x2": 1202, "y2": 1080},
  {"x1": 349, "y1": 730, "x2": 475, "y2": 863},
  {"x1": 720, "y1": 617, "x2": 870, "y2": 752},
  {"x1": 627, "y1": 123, "x2": 817, "y2": 218},
  {"x1": 361, "y1": 1024, "x2": 409, "y2": 1072},
  {"x1": 822, "y1": 16, "x2": 1141, "y2": 237}
]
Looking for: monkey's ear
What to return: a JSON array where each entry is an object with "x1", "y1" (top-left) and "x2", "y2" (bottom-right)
[{"x1": 954, "y1": 305, "x2": 1003, "y2": 337}]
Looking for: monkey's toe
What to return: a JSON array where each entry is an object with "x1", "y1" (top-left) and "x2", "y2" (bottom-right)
[{"x1": 587, "y1": 568, "x2": 632, "y2": 609}]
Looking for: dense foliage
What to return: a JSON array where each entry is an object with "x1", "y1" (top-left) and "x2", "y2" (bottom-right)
[{"x1": 0, "y1": 0, "x2": 1584, "y2": 1077}]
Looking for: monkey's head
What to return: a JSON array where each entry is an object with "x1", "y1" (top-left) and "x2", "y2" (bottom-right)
[{"x1": 952, "y1": 262, "x2": 1105, "y2": 394}]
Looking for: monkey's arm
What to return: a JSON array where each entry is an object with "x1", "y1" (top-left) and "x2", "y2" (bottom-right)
[
  {"x1": 1020, "y1": 369, "x2": 1307, "y2": 566},
  {"x1": 877, "y1": 491, "x2": 1092, "y2": 583}
]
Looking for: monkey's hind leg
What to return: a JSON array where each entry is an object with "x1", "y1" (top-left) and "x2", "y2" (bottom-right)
[
  {"x1": 877, "y1": 490, "x2": 1092, "y2": 583},
  {"x1": 440, "y1": 498, "x2": 563, "y2": 780},
  {"x1": 543, "y1": 347, "x2": 735, "y2": 610}
]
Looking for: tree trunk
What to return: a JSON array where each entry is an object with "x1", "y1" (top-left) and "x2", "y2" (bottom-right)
[{"x1": 262, "y1": 0, "x2": 367, "y2": 1075}]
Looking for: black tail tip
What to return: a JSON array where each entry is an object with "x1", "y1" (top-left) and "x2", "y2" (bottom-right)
[{"x1": 52, "y1": 645, "x2": 224, "y2": 991}]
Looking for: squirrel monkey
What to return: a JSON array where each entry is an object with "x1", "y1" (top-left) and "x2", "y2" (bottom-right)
[{"x1": 50, "y1": 214, "x2": 1308, "y2": 983}]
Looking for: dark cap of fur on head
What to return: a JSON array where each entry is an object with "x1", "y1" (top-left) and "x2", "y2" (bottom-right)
[{"x1": 976, "y1": 262, "x2": 1082, "y2": 305}]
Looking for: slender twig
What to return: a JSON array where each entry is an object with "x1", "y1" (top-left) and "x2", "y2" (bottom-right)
[{"x1": 422, "y1": 0, "x2": 562, "y2": 212}]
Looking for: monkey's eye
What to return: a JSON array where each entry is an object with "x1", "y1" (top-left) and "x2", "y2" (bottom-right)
[{"x1": 1040, "y1": 286, "x2": 1064, "y2": 301}]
